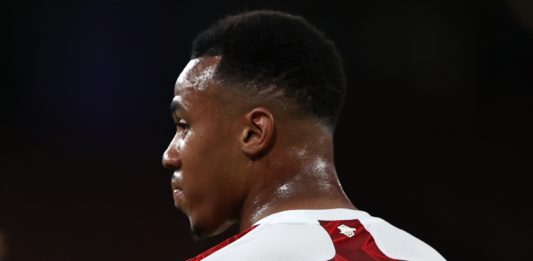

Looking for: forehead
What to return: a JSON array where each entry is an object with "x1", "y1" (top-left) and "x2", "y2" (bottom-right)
[
  {"x1": 174, "y1": 56, "x2": 221, "y2": 95},
  {"x1": 173, "y1": 56, "x2": 231, "y2": 116}
]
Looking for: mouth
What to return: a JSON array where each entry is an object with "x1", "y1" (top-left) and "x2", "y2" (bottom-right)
[
  {"x1": 172, "y1": 189, "x2": 184, "y2": 201},
  {"x1": 171, "y1": 172, "x2": 184, "y2": 205}
]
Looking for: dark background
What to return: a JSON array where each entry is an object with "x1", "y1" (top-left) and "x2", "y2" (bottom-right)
[{"x1": 1, "y1": 0, "x2": 532, "y2": 260}]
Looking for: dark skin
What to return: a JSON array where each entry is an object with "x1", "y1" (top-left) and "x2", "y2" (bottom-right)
[{"x1": 162, "y1": 56, "x2": 355, "y2": 239}]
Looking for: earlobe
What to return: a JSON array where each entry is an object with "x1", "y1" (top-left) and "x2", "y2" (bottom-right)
[{"x1": 241, "y1": 108, "x2": 274, "y2": 157}]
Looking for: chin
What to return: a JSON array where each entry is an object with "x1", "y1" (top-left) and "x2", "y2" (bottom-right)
[{"x1": 189, "y1": 217, "x2": 236, "y2": 240}]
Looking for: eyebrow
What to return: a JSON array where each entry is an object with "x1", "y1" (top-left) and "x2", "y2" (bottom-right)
[{"x1": 169, "y1": 99, "x2": 186, "y2": 113}]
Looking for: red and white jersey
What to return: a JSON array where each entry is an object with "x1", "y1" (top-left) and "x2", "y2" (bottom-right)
[{"x1": 187, "y1": 208, "x2": 445, "y2": 261}]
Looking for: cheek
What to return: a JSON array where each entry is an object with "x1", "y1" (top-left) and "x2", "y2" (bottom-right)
[
  {"x1": 180, "y1": 132, "x2": 219, "y2": 189},
  {"x1": 183, "y1": 122, "x2": 243, "y2": 188},
  {"x1": 185, "y1": 134, "x2": 238, "y2": 197},
  {"x1": 183, "y1": 129, "x2": 247, "y2": 232}
]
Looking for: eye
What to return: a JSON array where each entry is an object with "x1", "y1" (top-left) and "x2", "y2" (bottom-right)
[{"x1": 175, "y1": 118, "x2": 189, "y2": 132}]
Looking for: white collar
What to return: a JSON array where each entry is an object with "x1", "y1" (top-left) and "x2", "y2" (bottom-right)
[{"x1": 253, "y1": 208, "x2": 370, "y2": 226}]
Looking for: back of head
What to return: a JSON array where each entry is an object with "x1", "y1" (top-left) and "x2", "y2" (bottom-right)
[{"x1": 191, "y1": 10, "x2": 347, "y2": 129}]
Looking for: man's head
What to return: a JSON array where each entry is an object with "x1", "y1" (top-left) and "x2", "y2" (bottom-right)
[
  {"x1": 162, "y1": 10, "x2": 346, "y2": 239},
  {"x1": 191, "y1": 10, "x2": 346, "y2": 128}
]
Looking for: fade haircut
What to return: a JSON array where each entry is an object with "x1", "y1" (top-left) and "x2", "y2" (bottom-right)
[{"x1": 191, "y1": 10, "x2": 346, "y2": 128}]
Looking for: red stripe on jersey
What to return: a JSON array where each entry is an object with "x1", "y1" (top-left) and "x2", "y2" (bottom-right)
[
  {"x1": 186, "y1": 226, "x2": 257, "y2": 261},
  {"x1": 319, "y1": 220, "x2": 399, "y2": 261}
]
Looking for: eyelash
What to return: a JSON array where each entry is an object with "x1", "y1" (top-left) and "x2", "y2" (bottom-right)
[{"x1": 175, "y1": 119, "x2": 189, "y2": 131}]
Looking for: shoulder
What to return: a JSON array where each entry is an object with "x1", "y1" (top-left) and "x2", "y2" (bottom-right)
[
  {"x1": 200, "y1": 209, "x2": 445, "y2": 261},
  {"x1": 353, "y1": 215, "x2": 446, "y2": 261},
  {"x1": 204, "y1": 222, "x2": 335, "y2": 261}
]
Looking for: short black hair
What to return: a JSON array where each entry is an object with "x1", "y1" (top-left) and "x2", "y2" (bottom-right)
[{"x1": 191, "y1": 10, "x2": 346, "y2": 128}]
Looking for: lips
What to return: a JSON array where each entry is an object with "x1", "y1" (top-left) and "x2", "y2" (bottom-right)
[
  {"x1": 171, "y1": 182, "x2": 183, "y2": 193},
  {"x1": 172, "y1": 189, "x2": 183, "y2": 200},
  {"x1": 171, "y1": 172, "x2": 184, "y2": 204}
]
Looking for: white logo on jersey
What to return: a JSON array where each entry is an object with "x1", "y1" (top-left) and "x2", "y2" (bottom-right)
[{"x1": 337, "y1": 224, "x2": 356, "y2": 238}]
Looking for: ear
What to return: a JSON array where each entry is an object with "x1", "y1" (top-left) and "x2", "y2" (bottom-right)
[{"x1": 240, "y1": 107, "x2": 274, "y2": 157}]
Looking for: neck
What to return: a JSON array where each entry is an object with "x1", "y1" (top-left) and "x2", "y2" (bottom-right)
[{"x1": 238, "y1": 132, "x2": 355, "y2": 231}]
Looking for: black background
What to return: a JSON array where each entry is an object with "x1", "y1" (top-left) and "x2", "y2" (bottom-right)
[{"x1": 1, "y1": 0, "x2": 532, "y2": 260}]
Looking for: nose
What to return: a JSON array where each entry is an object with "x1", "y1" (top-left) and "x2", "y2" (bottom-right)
[{"x1": 162, "y1": 140, "x2": 181, "y2": 170}]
